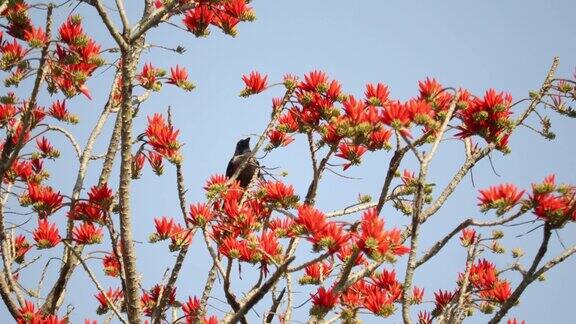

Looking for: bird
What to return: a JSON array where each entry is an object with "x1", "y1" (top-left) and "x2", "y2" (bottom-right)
[{"x1": 226, "y1": 137, "x2": 260, "y2": 188}]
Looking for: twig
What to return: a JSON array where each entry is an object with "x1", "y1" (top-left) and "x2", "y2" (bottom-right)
[{"x1": 62, "y1": 241, "x2": 128, "y2": 324}]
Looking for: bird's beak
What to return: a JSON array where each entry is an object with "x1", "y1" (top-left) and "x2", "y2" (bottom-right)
[{"x1": 245, "y1": 137, "x2": 251, "y2": 143}]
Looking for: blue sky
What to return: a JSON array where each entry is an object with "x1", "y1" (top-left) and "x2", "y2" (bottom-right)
[{"x1": 2, "y1": 0, "x2": 576, "y2": 323}]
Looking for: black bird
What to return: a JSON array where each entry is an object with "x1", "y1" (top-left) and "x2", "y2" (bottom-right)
[{"x1": 226, "y1": 137, "x2": 260, "y2": 188}]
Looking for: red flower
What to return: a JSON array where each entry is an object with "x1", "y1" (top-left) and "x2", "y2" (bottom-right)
[
  {"x1": 367, "y1": 128, "x2": 392, "y2": 150},
  {"x1": 336, "y1": 142, "x2": 367, "y2": 170},
  {"x1": 0, "y1": 103, "x2": 17, "y2": 122},
  {"x1": 310, "y1": 287, "x2": 339, "y2": 317},
  {"x1": 49, "y1": 100, "x2": 73, "y2": 123},
  {"x1": 33, "y1": 220, "x2": 61, "y2": 249},
  {"x1": 36, "y1": 136, "x2": 59, "y2": 158},
  {"x1": 58, "y1": 17, "x2": 84, "y2": 44},
  {"x1": 434, "y1": 289, "x2": 455, "y2": 312},
  {"x1": 343, "y1": 95, "x2": 367, "y2": 125},
  {"x1": 151, "y1": 217, "x2": 177, "y2": 241},
  {"x1": 261, "y1": 180, "x2": 298, "y2": 208},
  {"x1": 17, "y1": 300, "x2": 38, "y2": 322},
  {"x1": 418, "y1": 311, "x2": 433, "y2": 324},
  {"x1": 240, "y1": 71, "x2": 268, "y2": 97},
  {"x1": 132, "y1": 152, "x2": 146, "y2": 178},
  {"x1": 365, "y1": 83, "x2": 390, "y2": 106},
  {"x1": 299, "y1": 70, "x2": 328, "y2": 92},
  {"x1": 73, "y1": 222, "x2": 103, "y2": 245},
  {"x1": 219, "y1": 236, "x2": 245, "y2": 259},
  {"x1": 459, "y1": 228, "x2": 477, "y2": 247},
  {"x1": 141, "y1": 284, "x2": 177, "y2": 316},
  {"x1": 277, "y1": 111, "x2": 299, "y2": 132},
  {"x1": 146, "y1": 113, "x2": 181, "y2": 161},
  {"x1": 27, "y1": 183, "x2": 64, "y2": 218},
  {"x1": 467, "y1": 259, "x2": 498, "y2": 290},
  {"x1": 300, "y1": 261, "x2": 333, "y2": 285},
  {"x1": 412, "y1": 286, "x2": 425, "y2": 304},
  {"x1": 418, "y1": 77, "x2": 443, "y2": 100},
  {"x1": 337, "y1": 244, "x2": 367, "y2": 266},
  {"x1": 103, "y1": 252, "x2": 120, "y2": 277},
  {"x1": 258, "y1": 231, "x2": 282, "y2": 264},
  {"x1": 167, "y1": 65, "x2": 194, "y2": 91},
  {"x1": 358, "y1": 209, "x2": 410, "y2": 262},
  {"x1": 213, "y1": 12, "x2": 240, "y2": 36},
  {"x1": 267, "y1": 129, "x2": 294, "y2": 149},
  {"x1": 182, "y1": 5, "x2": 214, "y2": 36},
  {"x1": 68, "y1": 201, "x2": 104, "y2": 223},
  {"x1": 507, "y1": 318, "x2": 525, "y2": 324},
  {"x1": 310, "y1": 222, "x2": 349, "y2": 253},
  {"x1": 169, "y1": 224, "x2": 193, "y2": 251},
  {"x1": 203, "y1": 315, "x2": 218, "y2": 324},
  {"x1": 295, "y1": 204, "x2": 327, "y2": 235},
  {"x1": 456, "y1": 89, "x2": 513, "y2": 151},
  {"x1": 88, "y1": 183, "x2": 113, "y2": 209},
  {"x1": 76, "y1": 39, "x2": 101, "y2": 62},
  {"x1": 188, "y1": 203, "x2": 213, "y2": 227},
  {"x1": 23, "y1": 26, "x2": 47, "y2": 47},
  {"x1": 183, "y1": 296, "x2": 201, "y2": 322},
  {"x1": 406, "y1": 99, "x2": 435, "y2": 125},
  {"x1": 363, "y1": 286, "x2": 395, "y2": 317},
  {"x1": 12, "y1": 234, "x2": 31, "y2": 264},
  {"x1": 138, "y1": 62, "x2": 162, "y2": 90},
  {"x1": 1, "y1": 39, "x2": 26, "y2": 65},
  {"x1": 94, "y1": 287, "x2": 123, "y2": 314},
  {"x1": 490, "y1": 281, "x2": 512, "y2": 303},
  {"x1": 530, "y1": 175, "x2": 575, "y2": 224},
  {"x1": 478, "y1": 183, "x2": 524, "y2": 214},
  {"x1": 381, "y1": 100, "x2": 412, "y2": 131},
  {"x1": 268, "y1": 217, "x2": 295, "y2": 238},
  {"x1": 148, "y1": 151, "x2": 164, "y2": 175},
  {"x1": 224, "y1": 0, "x2": 255, "y2": 20}
]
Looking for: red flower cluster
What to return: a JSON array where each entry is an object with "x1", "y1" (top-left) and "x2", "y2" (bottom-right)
[
  {"x1": 73, "y1": 222, "x2": 103, "y2": 245},
  {"x1": 33, "y1": 219, "x2": 61, "y2": 249},
  {"x1": 47, "y1": 16, "x2": 104, "y2": 99},
  {"x1": 257, "y1": 72, "x2": 473, "y2": 171},
  {"x1": 456, "y1": 89, "x2": 514, "y2": 152},
  {"x1": 188, "y1": 202, "x2": 214, "y2": 227},
  {"x1": 150, "y1": 216, "x2": 192, "y2": 251},
  {"x1": 94, "y1": 287, "x2": 123, "y2": 315},
  {"x1": 167, "y1": 65, "x2": 195, "y2": 91},
  {"x1": 240, "y1": 71, "x2": 268, "y2": 97},
  {"x1": 530, "y1": 174, "x2": 576, "y2": 226},
  {"x1": 48, "y1": 100, "x2": 78, "y2": 124},
  {"x1": 294, "y1": 205, "x2": 349, "y2": 253},
  {"x1": 102, "y1": 252, "x2": 121, "y2": 277},
  {"x1": 464, "y1": 259, "x2": 512, "y2": 304},
  {"x1": 141, "y1": 284, "x2": 177, "y2": 317},
  {"x1": 478, "y1": 183, "x2": 525, "y2": 215},
  {"x1": 182, "y1": 296, "x2": 201, "y2": 323},
  {"x1": 16, "y1": 300, "x2": 66, "y2": 324},
  {"x1": 137, "y1": 62, "x2": 164, "y2": 91},
  {"x1": 25, "y1": 183, "x2": 63, "y2": 218},
  {"x1": 181, "y1": 0, "x2": 255, "y2": 37},
  {"x1": 310, "y1": 286, "x2": 339, "y2": 317},
  {"x1": 459, "y1": 228, "x2": 477, "y2": 247},
  {"x1": 36, "y1": 137, "x2": 60, "y2": 159},
  {"x1": 357, "y1": 209, "x2": 410, "y2": 262},
  {"x1": 259, "y1": 180, "x2": 299, "y2": 209},
  {"x1": 12, "y1": 234, "x2": 31, "y2": 264},
  {"x1": 299, "y1": 261, "x2": 333, "y2": 285},
  {"x1": 145, "y1": 113, "x2": 182, "y2": 163}
]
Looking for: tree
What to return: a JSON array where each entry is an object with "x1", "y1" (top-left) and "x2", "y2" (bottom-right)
[{"x1": 0, "y1": 0, "x2": 575, "y2": 323}]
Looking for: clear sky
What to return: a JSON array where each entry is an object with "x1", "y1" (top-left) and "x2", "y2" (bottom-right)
[{"x1": 2, "y1": 0, "x2": 576, "y2": 323}]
